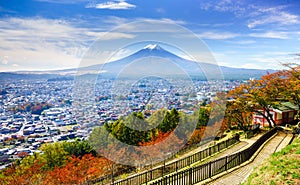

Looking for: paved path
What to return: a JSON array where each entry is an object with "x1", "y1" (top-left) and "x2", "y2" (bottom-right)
[
  {"x1": 190, "y1": 133, "x2": 263, "y2": 168},
  {"x1": 148, "y1": 141, "x2": 251, "y2": 185},
  {"x1": 190, "y1": 141, "x2": 248, "y2": 168},
  {"x1": 145, "y1": 135, "x2": 257, "y2": 184},
  {"x1": 206, "y1": 132, "x2": 293, "y2": 185},
  {"x1": 275, "y1": 132, "x2": 293, "y2": 153}
]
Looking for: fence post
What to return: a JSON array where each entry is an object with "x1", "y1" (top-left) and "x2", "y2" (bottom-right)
[
  {"x1": 209, "y1": 161, "x2": 212, "y2": 178},
  {"x1": 162, "y1": 160, "x2": 165, "y2": 177},
  {"x1": 111, "y1": 164, "x2": 114, "y2": 185},
  {"x1": 189, "y1": 168, "x2": 193, "y2": 185},
  {"x1": 225, "y1": 156, "x2": 228, "y2": 171},
  {"x1": 146, "y1": 171, "x2": 147, "y2": 185}
]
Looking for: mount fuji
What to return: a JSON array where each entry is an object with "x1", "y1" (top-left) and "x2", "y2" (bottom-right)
[
  {"x1": 0, "y1": 44, "x2": 276, "y2": 80},
  {"x1": 76, "y1": 44, "x2": 275, "y2": 79},
  {"x1": 79, "y1": 44, "x2": 200, "y2": 77}
]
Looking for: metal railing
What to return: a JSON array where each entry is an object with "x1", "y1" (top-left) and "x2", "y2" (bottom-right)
[
  {"x1": 110, "y1": 135, "x2": 240, "y2": 185},
  {"x1": 150, "y1": 127, "x2": 277, "y2": 185}
]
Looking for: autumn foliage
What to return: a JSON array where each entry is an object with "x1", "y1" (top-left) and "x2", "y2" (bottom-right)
[
  {"x1": 41, "y1": 154, "x2": 108, "y2": 185},
  {"x1": 138, "y1": 131, "x2": 172, "y2": 146},
  {"x1": 227, "y1": 63, "x2": 300, "y2": 129},
  {"x1": 1, "y1": 160, "x2": 46, "y2": 185},
  {"x1": 0, "y1": 140, "x2": 111, "y2": 185},
  {"x1": 0, "y1": 154, "x2": 110, "y2": 185}
]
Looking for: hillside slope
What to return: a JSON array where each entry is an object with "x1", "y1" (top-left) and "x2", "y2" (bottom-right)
[{"x1": 242, "y1": 137, "x2": 300, "y2": 185}]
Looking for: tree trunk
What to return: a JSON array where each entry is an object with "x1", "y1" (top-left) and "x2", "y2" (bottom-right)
[
  {"x1": 265, "y1": 109, "x2": 276, "y2": 127},
  {"x1": 255, "y1": 109, "x2": 274, "y2": 128}
]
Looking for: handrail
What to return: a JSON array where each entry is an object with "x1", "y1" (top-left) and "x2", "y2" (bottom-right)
[
  {"x1": 150, "y1": 127, "x2": 278, "y2": 185},
  {"x1": 86, "y1": 135, "x2": 240, "y2": 185}
]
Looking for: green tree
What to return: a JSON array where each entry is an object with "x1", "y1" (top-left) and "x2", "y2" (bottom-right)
[
  {"x1": 159, "y1": 108, "x2": 180, "y2": 132},
  {"x1": 88, "y1": 125, "x2": 115, "y2": 154},
  {"x1": 62, "y1": 139, "x2": 97, "y2": 157},
  {"x1": 39, "y1": 142, "x2": 68, "y2": 169},
  {"x1": 159, "y1": 111, "x2": 171, "y2": 132},
  {"x1": 105, "y1": 112, "x2": 152, "y2": 145},
  {"x1": 170, "y1": 108, "x2": 180, "y2": 129},
  {"x1": 197, "y1": 107, "x2": 210, "y2": 128}
]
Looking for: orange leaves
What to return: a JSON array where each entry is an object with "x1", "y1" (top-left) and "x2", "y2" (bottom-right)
[
  {"x1": 1, "y1": 160, "x2": 46, "y2": 185},
  {"x1": 42, "y1": 154, "x2": 108, "y2": 185},
  {"x1": 227, "y1": 63, "x2": 300, "y2": 128},
  {"x1": 187, "y1": 119, "x2": 228, "y2": 145},
  {"x1": 188, "y1": 128, "x2": 204, "y2": 145},
  {"x1": 1, "y1": 155, "x2": 110, "y2": 185},
  {"x1": 139, "y1": 131, "x2": 171, "y2": 146}
]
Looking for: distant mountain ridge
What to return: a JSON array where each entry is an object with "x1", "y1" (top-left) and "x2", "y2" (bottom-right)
[{"x1": 0, "y1": 44, "x2": 276, "y2": 81}]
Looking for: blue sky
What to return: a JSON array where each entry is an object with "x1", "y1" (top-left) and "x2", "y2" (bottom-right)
[{"x1": 1, "y1": 0, "x2": 300, "y2": 71}]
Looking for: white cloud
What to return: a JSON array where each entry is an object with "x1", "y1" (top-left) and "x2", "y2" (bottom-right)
[
  {"x1": 249, "y1": 31, "x2": 288, "y2": 39},
  {"x1": 264, "y1": 51, "x2": 294, "y2": 56},
  {"x1": 211, "y1": 51, "x2": 289, "y2": 70},
  {"x1": 101, "y1": 17, "x2": 185, "y2": 29},
  {"x1": 248, "y1": 54, "x2": 296, "y2": 69},
  {"x1": 0, "y1": 17, "x2": 137, "y2": 71},
  {"x1": 217, "y1": 61, "x2": 230, "y2": 67},
  {"x1": 156, "y1": 8, "x2": 166, "y2": 14},
  {"x1": 2, "y1": 60, "x2": 8, "y2": 65},
  {"x1": 85, "y1": 31, "x2": 135, "y2": 40},
  {"x1": 240, "y1": 63, "x2": 261, "y2": 69},
  {"x1": 249, "y1": 57, "x2": 277, "y2": 63},
  {"x1": 102, "y1": 16, "x2": 129, "y2": 26},
  {"x1": 248, "y1": 11, "x2": 299, "y2": 29},
  {"x1": 87, "y1": 0, "x2": 136, "y2": 10},
  {"x1": 109, "y1": 18, "x2": 186, "y2": 34},
  {"x1": 197, "y1": 31, "x2": 239, "y2": 40},
  {"x1": 108, "y1": 48, "x2": 133, "y2": 61},
  {"x1": 200, "y1": 1, "x2": 299, "y2": 29},
  {"x1": 0, "y1": 16, "x2": 191, "y2": 71},
  {"x1": 240, "y1": 62, "x2": 281, "y2": 70},
  {"x1": 157, "y1": 18, "x2": 186, "y2": 25},
  {"x1": 200, "y1": 0, "x2": 246, "y2": 16},
  {"x1": 1, "y1": 56, "x2": 8, "y2": 65},
  {"x1": 228, "y1": 40, "x2": 256, "y2": 45}
]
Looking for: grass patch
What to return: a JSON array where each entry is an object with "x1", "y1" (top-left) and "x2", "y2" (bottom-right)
[{"x1": 242, "y1": 137, "x2": 300, "y2": 185}]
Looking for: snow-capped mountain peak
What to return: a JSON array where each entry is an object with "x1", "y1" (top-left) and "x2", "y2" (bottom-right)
[{"x1": 143, "y1": 44, "x2": 161, "y2": 50}]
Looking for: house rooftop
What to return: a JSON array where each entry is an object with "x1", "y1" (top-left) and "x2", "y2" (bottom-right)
[{"x1": 276, "y1": 102, "x2": 299, "y2": 112}]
